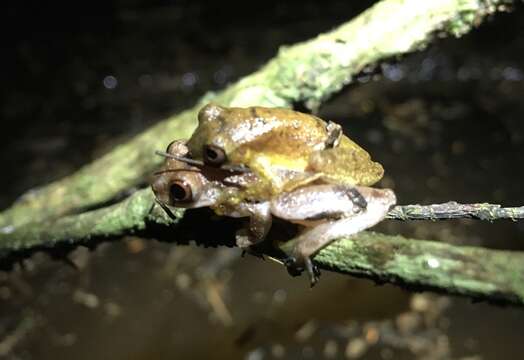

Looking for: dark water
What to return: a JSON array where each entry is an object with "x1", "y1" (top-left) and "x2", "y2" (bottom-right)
[{"x1": 1, "y1": 1, "x2": 524, "y2": 359}]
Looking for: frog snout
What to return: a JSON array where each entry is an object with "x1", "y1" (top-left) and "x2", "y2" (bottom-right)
[{"x1": 379, "y1": 188, "x2": 397, "y2": 208}]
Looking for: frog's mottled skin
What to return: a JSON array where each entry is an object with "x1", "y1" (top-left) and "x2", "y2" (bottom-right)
[
  {"x1": 187, "y1": 104, "x2": 384, "y2": 200},
  {"x1": 152, "y1": 104, "x2": 395, "y2": 286}
]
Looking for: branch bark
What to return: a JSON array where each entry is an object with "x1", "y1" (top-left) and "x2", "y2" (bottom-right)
[
  {"x1": 313, "y1": 232, "x2": 524, "y2": 306},
  {"x1": 0, "y1": 0, "x2": 512, "y2": 229},
  {"x1": 387, "y1": 202, "x2": 524, "y2": 221},
  {"x1": 1, "y1": 188, "x2": 523, "y2": 306}
]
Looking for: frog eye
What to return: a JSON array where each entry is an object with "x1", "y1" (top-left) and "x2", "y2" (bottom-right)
[
  {"x1": 166, "y1": 140, "x2": 177, "y2": 153},
  {"x1": 169, "y1": 180, "x2": 193, "y2": 203},
  {"x1": 165, "y1": 139, "x2": 189, "y2": 157},
  {"x1": 203, "y1": 145, "x2": 227, "y2": 166}
]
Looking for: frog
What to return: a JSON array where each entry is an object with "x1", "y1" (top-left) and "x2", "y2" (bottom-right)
[
  {"x1": 183, "y1": 104, "x2": 385, "y2": 200},
  {"x1": 151, "y1": 104, "x2": 396, "y2": 286}
]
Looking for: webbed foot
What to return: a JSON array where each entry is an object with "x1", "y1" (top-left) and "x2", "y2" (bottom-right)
[
  {"x1": 283, "y1": 255, "x2": 321, "y2": 287},
  {"x1": 283, "y1": 256, "x2": 303, "y2": 277}
]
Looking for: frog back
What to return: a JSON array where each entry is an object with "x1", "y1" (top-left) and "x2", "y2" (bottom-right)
[
  {"x1": 307, "y1": 136, "x2": 384, "y2": 186},
  {"x1": 226, "y1": 106, "x2": 329, "y2": 166}
]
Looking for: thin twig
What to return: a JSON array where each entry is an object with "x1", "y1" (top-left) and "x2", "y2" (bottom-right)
[{"x1": 387, "y1": 202, "x2": 524, "y2": 221}]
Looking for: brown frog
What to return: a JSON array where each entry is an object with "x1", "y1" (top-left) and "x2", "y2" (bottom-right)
[{"x1": 152, "y1": 104, "x2": 396, "y2": 285}]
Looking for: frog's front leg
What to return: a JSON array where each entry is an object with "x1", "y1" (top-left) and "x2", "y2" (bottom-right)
[
  {"x1": 272, "y1": 185, "x2": 396, "y2": 286},
  {"x1": 222, "y1": 201, "x2": 273, "y2": 249}
]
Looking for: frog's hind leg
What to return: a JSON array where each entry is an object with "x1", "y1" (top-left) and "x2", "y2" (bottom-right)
[
  {"x1": 274, "y1": 185, "x2": 396, "y2": 286},
  {"x1": 283, "y1": 207, "x2": 389, "y2": 285}
]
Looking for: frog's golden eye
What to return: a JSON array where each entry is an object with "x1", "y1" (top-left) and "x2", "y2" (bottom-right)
[
  {"x1": 203, "y1": 145, "x2": 227, "y2": 166},
  {"x1": 169, "y1": 180, "x2": 193, "y2": 203}
]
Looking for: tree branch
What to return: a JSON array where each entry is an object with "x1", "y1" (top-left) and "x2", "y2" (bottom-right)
[
  {"x1": 0, "y1": 0, "x2": 513, "y2": 229},
  {"x1": 387, "y1": 202, "x2": 524, "y2": 221},
  {"x1": 313, "y1": 232, "x2": 524, "y2": 306},
  {"x1": 1, "y1": 188, "x2": 523, "y2": 306}
]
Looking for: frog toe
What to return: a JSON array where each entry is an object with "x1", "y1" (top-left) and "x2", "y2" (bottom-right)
[
  {"x1": 304, "y1": 257, "x2": 321, "y2": 287},
  {"x1": 283, "y1": 256, "x2": 304, "y2": 277}
]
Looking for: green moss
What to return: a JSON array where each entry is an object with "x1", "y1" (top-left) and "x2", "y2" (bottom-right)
[{"x1": 314, "y1": 231, "x2": 524, "y2": 305}]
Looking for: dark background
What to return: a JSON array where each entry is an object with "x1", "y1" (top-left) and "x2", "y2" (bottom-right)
[{"x1": 1, "y1": 1, "x2": 524, "y2": 359}]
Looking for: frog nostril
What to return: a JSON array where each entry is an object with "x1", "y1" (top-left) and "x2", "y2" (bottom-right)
[
  {"x1": 170, "y1": 180, "x2": 193, "y2": 203},
  {"x1": 203, "y1": 144, "x2": 226, "y2": 166}
]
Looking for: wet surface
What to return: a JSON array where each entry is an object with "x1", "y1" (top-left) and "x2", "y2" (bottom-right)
[{"x1": 1, "y1": 1, "x2": 524, "y2": 359}]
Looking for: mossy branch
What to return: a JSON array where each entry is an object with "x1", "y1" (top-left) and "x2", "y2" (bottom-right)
[
  {"x1": 314, "y1": 232, "x2": 524, "y2": 306},
  {"x1": 0, "y1": 0, "x2": 513, "y2": 229},
  {"x1": 1, "y1": 188, "x2": 523, "y2": 306}
]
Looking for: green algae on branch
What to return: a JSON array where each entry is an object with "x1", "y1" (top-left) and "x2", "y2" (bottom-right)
[
  {"x1": 0, "y1": 0, "x2": 514, "y2": 229},
  {"x1": 314, "y1": 231, "x2": 524, "y2": 306},
  {"x1": 0, "y1": 108, "x2": 198, "y2": 230},
  {"x1": 0, "y1": 189, "x2": 171, "y2": 253},
  {"x1": 264, "y1": 0, "x2": 514, "y2": 110},
  {"x1": 1, "y1": 189, "x2": 523, "y2": 305}
]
